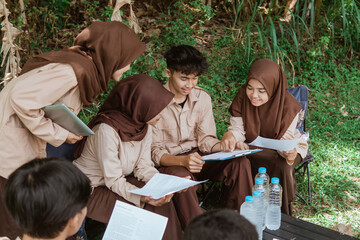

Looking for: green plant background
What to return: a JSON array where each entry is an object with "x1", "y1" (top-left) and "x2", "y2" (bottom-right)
[{"x1": 1, "y1": 0, "x2": 359, "y2": 238}]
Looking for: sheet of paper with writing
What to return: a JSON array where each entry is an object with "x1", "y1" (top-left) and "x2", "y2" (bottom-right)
[
  {"x1": 103, "y1": 201, "x2": 168, "y2": 240},
  {"x1": 129, "y1": 173, "x2": 207, "y2": 199},
  {"x1": 249, "y1": 136, "x2": 300, "y2": 151},
  {"x1": 202, "y1": 149, "x2": 262, "y2": 161}
]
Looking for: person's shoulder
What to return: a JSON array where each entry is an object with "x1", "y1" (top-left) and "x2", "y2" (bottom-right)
[
  {"x1": 97, "y1": 123, "x2": 117, "y2": 136},
  {"x1": 193, "y1": 86, "x2": 212, "y2": 100}
]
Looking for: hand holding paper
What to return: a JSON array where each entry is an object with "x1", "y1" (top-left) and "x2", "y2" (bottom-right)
[
  {"x1": 129, "y1": 173, "x2": 207, "y2": 199},
  {"x1": 141, "y1": 194, "x2": 173, "y2": 207}
]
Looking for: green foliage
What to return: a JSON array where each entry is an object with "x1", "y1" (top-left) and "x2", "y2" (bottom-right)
[
  {"x1": 325, "y1": 0, "x2": 360, "y2": 53},
  {"x1": 1, "y1": 0, "x2": 359, "y2": 237}
]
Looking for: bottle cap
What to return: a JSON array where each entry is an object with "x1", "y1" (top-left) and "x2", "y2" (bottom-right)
[
  {"x1": 259, "y1": 167, "x2": 267, "y2": 173},
  {"x1": 271, "y1": 177, "x2": 280, "y2": 184},
  {"x1": 245, "y1": 196, "x2": 254, "y2": 202},
  {"x1": 253, "y1": 190, "x2": 261, "y2": 197},
  {"x1": 255, "y1": 178, "x2": 264, "y2": 184}
]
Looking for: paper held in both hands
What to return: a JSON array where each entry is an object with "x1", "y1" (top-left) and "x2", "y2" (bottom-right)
[{"x1": 129, "y1": 173, "x2": 207, "y2": 200}]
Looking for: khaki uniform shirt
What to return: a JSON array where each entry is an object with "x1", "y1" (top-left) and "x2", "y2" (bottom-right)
[
  {"x1": 74, "y1": 123, "x2": 158, "y2": 207},
  {"x1": 0, "y1": 63, "x2": 82, "y2": 178},
  {"x1": 151, "y1": 83, "x2": 220, "y2": 166},
  {"x1": 228, "y1": 113, "x2": 308, "y2": 158}
]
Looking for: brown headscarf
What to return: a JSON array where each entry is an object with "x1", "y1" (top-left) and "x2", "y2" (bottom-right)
[
  {"x1": 74, "y1": 74, "x2": 174, "y2": 158},
  {"x1": 229, "y1": 59, "x2": 301, "y2": 142},
  {"x1": 20, "y1": 21, "x2": 146, "y2": 106}
]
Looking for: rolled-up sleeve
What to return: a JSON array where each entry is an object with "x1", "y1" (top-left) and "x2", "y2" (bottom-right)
[{"x1": 9, "y1": 64, "x2": 78, "y2": 147}]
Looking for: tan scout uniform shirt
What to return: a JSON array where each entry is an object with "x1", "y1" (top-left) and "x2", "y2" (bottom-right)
[
  {"x1": 151, "y1": 83, "x2": 220, "y2": 166},
  {"x1": 73, "y1": 123, "x2": 158, "y2": 207},
  {"x1": 0, "y1": 63, "x2": 82, "y2": 178},
  {"x1": 228, "y1": 113, "x2": 308, "y2": 158}
]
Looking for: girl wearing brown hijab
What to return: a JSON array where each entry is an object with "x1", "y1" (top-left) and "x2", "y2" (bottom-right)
[
  {"x1": 0, "y1": 21, "x2": 145, "y2": 238},
  {"x1": 73, "y1": 74, "x2": 182, "y2": 240},
  {"x1": 221, "y1": 59, "x2": 308, "y2": 215}
]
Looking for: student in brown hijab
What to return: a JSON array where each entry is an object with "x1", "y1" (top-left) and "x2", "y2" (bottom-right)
[
  {"x1": 73, "y1": 74, "x2": 182, "y2": 240},
  {"x1": 221, "y1": 59, "x2": 308, "y2": 215},
  {"x1": 0, "y1": 21, "x2": 145, "y2": 238}
]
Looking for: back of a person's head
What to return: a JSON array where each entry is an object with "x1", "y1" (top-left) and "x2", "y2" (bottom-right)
[
  {"x1": 164, "y1": 45, "x2": 209, "y2": 76},
  {"x1": 183, "y1": 209, "x2": 258, "y2": 240},
  {"x1": 4, "y1": 158, "x2": 91, "y2": 239}
]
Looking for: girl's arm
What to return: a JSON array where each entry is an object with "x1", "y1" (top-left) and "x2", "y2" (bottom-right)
[
  {"x1": 10, "y1": 64, "x2": 79, "y2": 146},
  {"x1": 93, "y1": 124, "x2": 144, "y2": 207}
]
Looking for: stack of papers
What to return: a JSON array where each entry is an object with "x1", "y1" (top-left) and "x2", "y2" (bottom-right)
[{"x1": 129, "y1": 173, "x2": 207, "y2": 199}]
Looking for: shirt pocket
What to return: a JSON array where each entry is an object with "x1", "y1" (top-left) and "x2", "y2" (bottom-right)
[{"x1": 156, "y1": 118, "x2": 178, "y2": 142}]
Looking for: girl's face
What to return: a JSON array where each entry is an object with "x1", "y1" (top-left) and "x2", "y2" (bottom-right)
[
  {"x1": 112, "y1": 64, "x2": 131, "y2": 82},
  {"x1": 146, "y1": 109, "x2": 165, "y2": 127},
  {"x1": 246, "y1": 79, "x2": 269, "y2": 107}
]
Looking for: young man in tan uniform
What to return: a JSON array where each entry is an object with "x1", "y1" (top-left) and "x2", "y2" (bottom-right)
[{"x1": 151, "y1": 45, "x2": 253, "y2": 229}]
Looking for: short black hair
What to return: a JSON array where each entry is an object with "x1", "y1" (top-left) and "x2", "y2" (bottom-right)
[
  {"x1": 184, "y1": 209, "x2": 258, "y2": 240},
  {"x1": 4, "y1": 158, "x2": 91, "y2": 238},
  {"x1": 164, "y1": 45, "x2": 209, "y2": 76}
]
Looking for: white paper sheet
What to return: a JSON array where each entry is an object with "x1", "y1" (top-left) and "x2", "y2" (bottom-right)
[
  {"x1": 102, "y1": 201, "x2": 168, "y2": 240},
  {"x1": 202, "y1": 149, "x2": 262, "y2": 161},
  {"x1": 249, "y1": 136, "x2": 300, "y2": 151},
  {"x1": 129, "y1": 173, "x2": 207, "y2": 199}
]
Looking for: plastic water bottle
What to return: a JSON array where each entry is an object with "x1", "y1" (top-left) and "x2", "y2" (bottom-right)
[
  {"x1": 252, "y1": 190, "x2": 264, "y2": 240},
  {"x1": 252, "y1": 178, "x2": 267, "y2": 230},
  {"x1": 240, "y1": 196, "x2": 257, "y2": 228},
  {"x1": 266, "y1": 177, "x2": 282, "y2": 230},
  {"x1": 255, "y1": 167, "x2": 269, "y2": 185}
]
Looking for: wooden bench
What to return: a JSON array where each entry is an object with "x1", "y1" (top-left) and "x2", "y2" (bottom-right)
[{"x1": 263, "y1": 213, "x2": 358, "y2": 240}]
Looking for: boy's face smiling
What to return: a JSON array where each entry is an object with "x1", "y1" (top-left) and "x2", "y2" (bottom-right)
[{"x1": 165, "y1": 69, "x2": 198, "y2": 102}]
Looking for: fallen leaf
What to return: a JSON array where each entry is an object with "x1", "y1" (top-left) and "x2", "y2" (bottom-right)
[
  {"x1": 325, "y1": 93, "x2": 331, "y2": 97},
  {"x1": 337, "y1": 121, "x2": 343, "y2": 125},
  {"x1": 339, "y1": 105, "x2": 348, "y2": 117},
  {"x1": 331, "y1": 224, "x2": 355, "y2": 236},
  {"x1": 143, "y1": 28, "x2": 161, "y2": 37}
]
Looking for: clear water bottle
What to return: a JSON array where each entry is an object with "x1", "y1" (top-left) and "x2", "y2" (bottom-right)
[
  {"x1": 252, "y1": 190, "x2": 264, "y2": 240},
  {"x1": 255, "y1": 167, "x2": 269, "y2": 185},
  {"x1": 266, "y1": 177, "x2": 282, "y2": 230},
  {"x1": 252, "y1": 178, "x2": 267, "y2": 230},
  {"x1": 240, "y1": 196, "x2": 257, "y2": 228}
]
